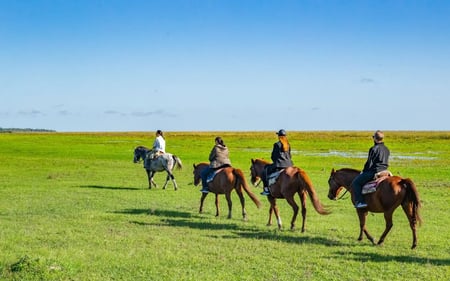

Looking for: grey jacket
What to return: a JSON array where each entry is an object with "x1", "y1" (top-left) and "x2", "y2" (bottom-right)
[
  {"x1": 209, "y1": 144, "x2": 232, "y2": 168},
  {"x1": 271, "y1": 141, "x2": 293, "y2": 168}
]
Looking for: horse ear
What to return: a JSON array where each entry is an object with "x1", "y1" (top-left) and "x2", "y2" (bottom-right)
[
  {"x1": 193, "y1": 164, "x2": 196, "y2": 169},
  {"x1": 251, "y1": 159, "x2": 255, "y2": 164},
  {"x1": 331, "y1": 168, "x2": 335, "y2": 175}
]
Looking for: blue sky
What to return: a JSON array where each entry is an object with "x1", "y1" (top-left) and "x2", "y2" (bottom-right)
[{"x1": 1, "y1": 1, "x2": 449, "y2": 132}]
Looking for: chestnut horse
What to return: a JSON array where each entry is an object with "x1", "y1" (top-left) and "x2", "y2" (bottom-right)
[
  {"x1": 250, "y1": 158, "x2": 330, "y2": 232},
  {"x1": 327, "y1": 168, "x2": 422, "y2": 249},
  {"x1": 193, "y1": 163, "x2": 261, "y2": 220}
]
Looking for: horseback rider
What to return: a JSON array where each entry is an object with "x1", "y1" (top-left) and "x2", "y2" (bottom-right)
[
  {"x1": 260, "y1": 129, "x2": 294, "y2": 196},
  {"x1": 150, "y1": 129, "x2": 166, "y2": 159},
  {"x1": 200, "y1": 136, "x2": 232, "y2": 193},
  {"x1": 351, "y1": 130, "x2": 390, "y2": 208}
]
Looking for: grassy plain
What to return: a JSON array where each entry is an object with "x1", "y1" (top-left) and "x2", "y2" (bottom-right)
[{"x1": 0, "y1": 131, "x2": 449, "y2": 280}]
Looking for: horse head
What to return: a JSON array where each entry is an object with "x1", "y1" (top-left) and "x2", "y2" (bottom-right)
[
  {"x1": 327, "y1": 168, "x2": 360, "y2": 200},
  {"x1": 327, "y1": 168, "x2": 340, "y2": 200},
  {"x1": 250, "y1": 158, "x2": 270, "y2": 186},
  {"x1": 133, "y1": 146, "x2": 149, "y2": 163},
  {"x1": 192, "y1": 163, "x2": 208, "y2": 186}
]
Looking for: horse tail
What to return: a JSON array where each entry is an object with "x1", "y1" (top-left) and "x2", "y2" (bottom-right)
[
  {"x1": 233, "y1": 168, "x2": 262, "y2": 209},
  {"x1": 172, "y1": 155, "x2": 183, "y2": 170},
  {"x1": 401, "y1": 178, "x2": 422, "y2": 226},
  {"x1": 296, "y1": 168, "x2": 331, "y2": 215}
]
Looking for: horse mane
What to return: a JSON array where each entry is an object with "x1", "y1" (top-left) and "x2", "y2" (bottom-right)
[
  {"x1": 338, "y1": 167, "x2": 361, "y2": 174},
  {"x1": 253, "y1": 158, "x2": 270, "y2": 165}
]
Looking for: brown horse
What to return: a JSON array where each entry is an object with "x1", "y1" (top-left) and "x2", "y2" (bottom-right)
[
  {"x1": 327, "y1": 168, "x2": 422, "y2": 249},
  {"x1": 193, "y1": 163, "x2": 262, "y2": 220},
  {"x1": 250, "y1": 158, "x2": 330, "y2": 232}
]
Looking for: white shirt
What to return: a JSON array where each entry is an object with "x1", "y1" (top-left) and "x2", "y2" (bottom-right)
[{"x1": 153, "y1": 135, "x2": 166, "y2": 153}]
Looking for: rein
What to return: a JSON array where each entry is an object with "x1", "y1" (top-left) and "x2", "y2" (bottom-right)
[
  {"x1": 330, "y1": 176, "x2": 350, "y2": 200},
  {"x1": 337, "y1": 189, "x2": 350, "y2": 200}
]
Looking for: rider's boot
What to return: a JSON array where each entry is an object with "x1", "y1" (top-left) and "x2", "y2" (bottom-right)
[{"x1": 260, "y1": 187, "x2": 270, "y2": 196}]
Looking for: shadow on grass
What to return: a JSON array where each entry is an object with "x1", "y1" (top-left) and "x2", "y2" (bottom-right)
[
  {"x1": 119, "y1": 208, "x2": 254, "y2": 231},
  {"x1": 229, "y1": 230, "x2": 345, "y2": 246},
  {"x1": 79, "y1": 185, "x2": 140, "y2": 190},
  {"x1": 115, "y1": 208, "x2": 192, "y2": 218},
  {"x1": 333, "y1": 251, "x2": 450, "y2": 266},
  {"x1": 130, "y1": 218, "x2": 244, "y2": 231},
  {"x1": 114, "y1": 207, "x2": 346, "y2": 246}
]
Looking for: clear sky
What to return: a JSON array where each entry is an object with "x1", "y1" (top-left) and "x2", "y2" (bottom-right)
[{"x1": 1, "y1": 1, "x2": 449, "y2": 132}]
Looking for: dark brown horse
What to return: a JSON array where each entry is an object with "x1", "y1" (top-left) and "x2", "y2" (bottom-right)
[
  {"x1": 193, "y1": 163, "x2": 262, "y2": 220},
  {"x1": 250, "y1": 158, "x2": 330, "y2": 232},
  {"x1": 327, "y1": 168, "x2": 422, "y2": 249}
]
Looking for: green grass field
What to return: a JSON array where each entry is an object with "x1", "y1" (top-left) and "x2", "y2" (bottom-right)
[{"x1": 0, "y1": 131, "x2": 449, "y2": 280}]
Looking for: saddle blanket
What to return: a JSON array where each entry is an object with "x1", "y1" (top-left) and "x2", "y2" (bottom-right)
[{"x1": 362, "y1": 175, "x2": 390, "y2": 194}]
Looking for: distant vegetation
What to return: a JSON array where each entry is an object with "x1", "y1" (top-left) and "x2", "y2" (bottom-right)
[{"x1": 0, "y1": 127, "x2": 56, "y2": 133}]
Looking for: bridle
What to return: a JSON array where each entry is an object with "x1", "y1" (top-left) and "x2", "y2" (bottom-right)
[
  {"x1": 250, "y1": 164, "x2": 261, "y2": 187},
  {"x1": 329, "y1": 176, "x2": 350, "y2": 200}
]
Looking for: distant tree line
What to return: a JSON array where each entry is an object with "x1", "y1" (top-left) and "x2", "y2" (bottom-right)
[{"x1": 0, "y1": 127, "x2": 56, "y2": 133}]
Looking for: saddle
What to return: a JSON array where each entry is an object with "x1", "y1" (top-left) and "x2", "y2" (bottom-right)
[
  {"x1": 144, "y1": 151, "x2": 164, "y2": 169},
  {"x1": 268, "y1": 169, "x2": 284, "y2": 186},
  {"x1": 148, "y1": 150, "x2": 164, "y2": 159},
  {"x1": 362, "y1": 170, "x2": 393, "y2": 194}
]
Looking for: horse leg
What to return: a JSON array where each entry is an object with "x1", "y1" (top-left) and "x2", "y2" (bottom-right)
[
  {"x1": 285, "y1": 195, "x2": 300, "y2": 231},
  {"x1": 235, "y1": 188, "x2": 247, "y2": 221},
  {"x1": 216, "y1": 194, "x2": 221, "y2": 217},
  {"x1": 377, "y1": 210, "x2": 394, "y2": 246},
  {"x1": 266, "y1": 197, "x2": 274, "y2": 226},
  {"x1": 401, "y1": 203, "x2": 418, "y2": 249},
  {"x1": 357, "y1": 210, "x2": 375, "y2": 244},
  {"x1": 170, "y1": 173, "x2": 178, "y2": 191},
  {"x1": 299, "y1": 191, "x2": 308, "y2": 232},
  {"x1": 225, "y1": 193, "x2": 233, "y2": 219},
  {"x1": 268, "y1": 197, "x2": 282, "y2": 229},
  {"x1": 148, "y1": 171, "x2": 157, "y2": 189},
  {"x1": 146, "y1": 170, "x2": 152, "y2": 189},
  {"x1": 199, "y1": 193, "x2": 208, "y2": 214},
  {"x1": 162, "y1": 172, "x2": 170, "y2": 189},
  {"x1": 162, "y1": 169, "x2": 177, "y2": 190}
]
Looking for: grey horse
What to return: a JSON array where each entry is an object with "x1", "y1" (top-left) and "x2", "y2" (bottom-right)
[{"x1": 133, "y1": 146, "x2": 183, "y2": 190}]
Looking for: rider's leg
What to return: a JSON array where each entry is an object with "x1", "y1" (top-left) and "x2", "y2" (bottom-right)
[
  {"x1": 200, "y1": 167, "x2": 210, "y2": 193},
  {"x1": 260, "y1": 164, "x2": 273, "y2": 195},
  {"x1": 351, "y1": 172, "x2": 374, "y2": 208}
]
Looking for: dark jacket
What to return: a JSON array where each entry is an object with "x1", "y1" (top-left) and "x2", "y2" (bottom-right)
[
  {"x1": 209, "y1": 144, "x2": 231, "y2": 168},
  {"x1": 363, "y1": 142, "x2": 390, "y2": 173},
  {"x1": 271, "y1": 141, "x2": 293, "y2": 168}
]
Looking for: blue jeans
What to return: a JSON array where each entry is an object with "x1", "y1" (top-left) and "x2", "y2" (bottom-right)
[
  {"x1": 351, "y1": 171, "x2": 375, "y2": 204},
  {"x1": 201, "y1": 167, "x2": 212, "y2": 189}
]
